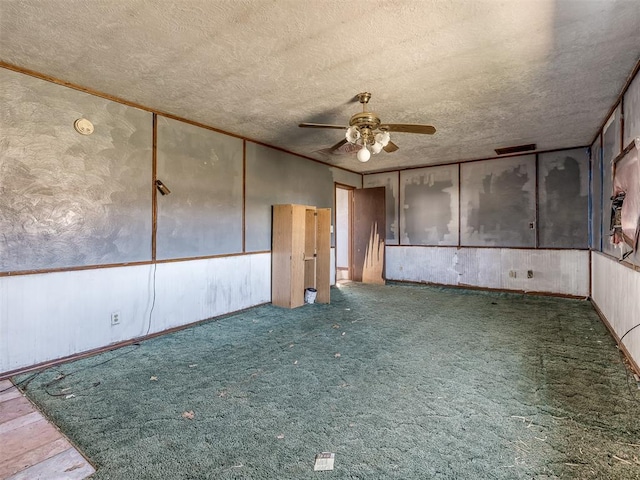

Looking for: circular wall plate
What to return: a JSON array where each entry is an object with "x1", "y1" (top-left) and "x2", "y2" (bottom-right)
[{"x1": 74, "y1": 118, "x2": 94, "y2": 135}]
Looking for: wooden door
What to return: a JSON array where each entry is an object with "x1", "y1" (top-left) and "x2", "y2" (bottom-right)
[
  {"x1": 352, "y1": 187, "x2": 386, "y2": 284},
  {"x1": 315, "y1": 208, "x2": 331, "y2": 303},
  {"x1": 303, "y1": 207, "x2": 317, "y2": 291},
  {"x1": 272, "y1": 204, "x2": 306, "y2": 308}
]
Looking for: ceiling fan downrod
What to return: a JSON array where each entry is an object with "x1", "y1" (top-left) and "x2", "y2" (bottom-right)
[{"x1": 357, "y1": 92, "x2": 371, "y2": 111}]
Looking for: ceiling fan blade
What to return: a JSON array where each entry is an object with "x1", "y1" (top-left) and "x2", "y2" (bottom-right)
[
  {"x1": 383, "y1": 141, "x2": 399, "y2": 153},
  {"x1": 299, "y1": 123, "x2": 347, "y2": 130},
  {"x1": 380, "y1": 124, "x2": 436, "y2": 134},
  {"x1": 329, "y1": 139, "x2": 348, "y2": 151}
]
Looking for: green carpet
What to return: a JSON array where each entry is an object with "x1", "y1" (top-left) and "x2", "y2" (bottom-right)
[{"x1": 13, "y1": 283, "x2": 640, "y2": 479}]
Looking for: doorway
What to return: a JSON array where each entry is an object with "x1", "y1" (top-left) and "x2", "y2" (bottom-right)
[
  {"x1": 352, "y1": 186, "x2": 386, "y2": 284},
  {"x1": 335, "y1": 184, "x2": 386, "y2": 284},
  {"x1": 335, "y1": 184, "x2": 353, "y2": 281}
]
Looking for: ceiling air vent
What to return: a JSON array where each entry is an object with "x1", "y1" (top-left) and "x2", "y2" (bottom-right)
[{"x1": 494, "y1": 143, "x2": 536, "y2": 155}]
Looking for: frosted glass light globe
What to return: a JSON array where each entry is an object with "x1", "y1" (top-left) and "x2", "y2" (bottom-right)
[
  {"x1": 375, "y1": 131, "x2": 391, "y2": 147},
  {"x1": 346, "y1": 126, "x2": 360, "y2": 143},
  {"x1": 357, "y1": 146, "x2": 371, "y2": 162},
  {"x1": 371, "y1": 141, "x2": 383, "y2": 154}
]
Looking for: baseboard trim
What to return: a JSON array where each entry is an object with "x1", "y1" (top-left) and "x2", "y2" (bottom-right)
[
  {"x1": 0, "y1": 302, "x2": 269, "y2": 381},
  {"x1": 388, "y1": 279, "x2": 588, "y2": 300},
  {"x1": 590, "y1": 298, "x2": 640, "y2": 377}
]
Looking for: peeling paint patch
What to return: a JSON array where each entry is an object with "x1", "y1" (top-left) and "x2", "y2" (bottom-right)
[
  {"x1": 461, "y1": 156, "x2": 536, "y2": 247},
  {"x1": 400, "y1": 165, "x2": 459, "y2": 246}
]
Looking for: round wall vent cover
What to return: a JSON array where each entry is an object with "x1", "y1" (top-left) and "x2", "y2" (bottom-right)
[{"x1": 74, "y1": 118, "x2": 94, "y2": 135}]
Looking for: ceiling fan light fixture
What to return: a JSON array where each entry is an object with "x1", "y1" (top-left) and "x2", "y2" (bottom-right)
[
  {"x1": 375, "y1": 131, "x2": 390, "y2": 147},
  {"x1": 346, "y1": 126, "x2": 360, "y2": 143},
  {"x1": 357, "y1": 145, "x2": 371, "y2": 162},
  {"x1": 298, "y1": 92, "x2": 436, "y2": 162}
]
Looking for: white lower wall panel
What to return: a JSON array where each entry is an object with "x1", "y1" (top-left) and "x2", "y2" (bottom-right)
[
  {"x1": 386, "y1": 246, "x2": 589, "y2": 297},
  {"x1": 0, "y1": 253, "x2": 271, "y2": 375},
  {"x1": 386, "y1": 246, "x2": 461, "y2": 285},
  {"x1": 591, "y1": 252, "x2": 640, "y2": 366}
]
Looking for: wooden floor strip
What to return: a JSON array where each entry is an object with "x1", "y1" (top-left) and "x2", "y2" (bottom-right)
[
  {"x1": 0, "y1": 438, "x2": 71, "y2": 479},
  {"x1": 1, "y1": 419, "x2": 62, "y2": 467},
  {"x1": 0, "y1": 380, "x2": 13, "y2": 391},
  {"x1": 6, "y1": 448, "x2": 95, "y2": 480},
  {"x1": 0, "y1": 382, "x2": 95, "y2": 480},
  {"x1": 0, "y1": 411, "x2": 41, "y2": 436},
  {"x1": 0, "y1": 381, "x2": 22, "y2": 405},
  {"x1": 0, "y1": 397, "x2": 36, "y2": 425}
]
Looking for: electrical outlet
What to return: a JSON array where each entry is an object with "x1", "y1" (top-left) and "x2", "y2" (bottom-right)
[
  {"x1": 509, "y1": 270, "x2": 517, "y2": 278},
  {"x1": 111, "y1": 311, "x2": 121, "y2": 326},
  {"x1": 527, "y1": 270, "x2": 534, "y2": 278}
]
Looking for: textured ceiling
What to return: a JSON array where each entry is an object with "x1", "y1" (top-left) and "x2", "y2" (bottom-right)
[{"x1": 1, "y1": 0, "x2": 639, "y2": 173}]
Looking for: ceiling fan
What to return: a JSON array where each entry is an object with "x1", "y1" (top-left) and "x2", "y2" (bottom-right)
[{"x1": 299, "y1": 92, "x2": 436, "y2": 162}]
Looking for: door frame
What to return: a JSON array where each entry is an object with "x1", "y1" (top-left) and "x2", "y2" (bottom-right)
[
  {"x1": 352, "y1": 186, "x2": 386, "y2": 284},
  {"x1": 334, "y1": 183, "x2": 354, "y2": 281}
]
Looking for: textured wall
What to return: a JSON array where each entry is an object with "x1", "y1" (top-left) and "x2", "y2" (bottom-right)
[
  {"x1": 624, "y1": 72, "x2": 640, "y2": 145},
  {"x1": 602, "y1": 106, "x2": 621, "y2": 256},
  {"x1": 538, "y1": 148, "x2": 589, "y2": 248},
  {"x1": 591, "y1": 137, "x2": 603, "y2": 250},
  {"x1": 618, "y1": 73, "x2": 640, "y2": 267},
  {"x1": 330, "y1": 167, "x2": 362, "y2": 190},
  {"x1": 0, "y1": 68, "x2": 153, "y2": 272},
  {"x1": 387, "y1": 246, "x2": 589, "y2": 297},
  {"x1": 156, "y1": 116, "x2": 243, "y2": 259},
  {"x1": 399, "y1": 164, "x2": 459, "y2": 246},
  {"x1": 460, "y1": 156, "x2": 536, "y2": 247},
  {"x1": 365, "y1": 150, "x2": 589, "y2": 248},
  {"x1": 245, "y1": 143, "x2": 331, "y2": 251},
  {"x1": 363, "y1": 172, "x2": 399, "y2": 245},
  {"x1": 0, "y1": 67, "x2": 353, "y2": 374},
  {"x1": 244, "y1": 142, "x2": 360, "y2": 252}
]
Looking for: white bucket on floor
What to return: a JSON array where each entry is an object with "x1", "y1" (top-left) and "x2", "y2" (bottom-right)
[{"x1": 305, "y1": 288, "x2": 317, "y2": 304}]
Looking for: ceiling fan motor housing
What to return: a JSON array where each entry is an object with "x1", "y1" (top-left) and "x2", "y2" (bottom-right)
[
  {"x1": 349, "y1": 112, "x2": 380, "y2": 129},
  {"x1": 349, "y1": 112, "x2": 381, "y2": 146}
]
